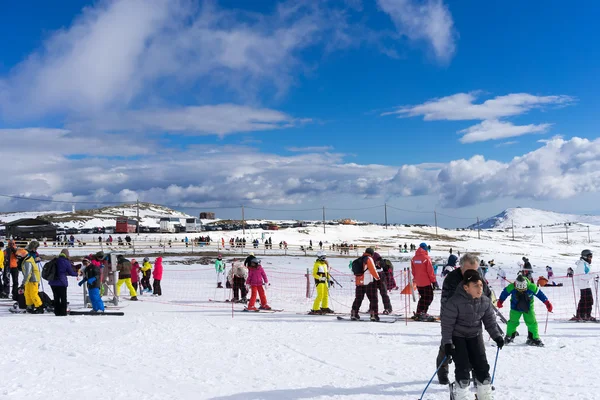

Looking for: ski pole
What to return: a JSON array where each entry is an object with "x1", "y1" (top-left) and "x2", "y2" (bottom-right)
[
  {"x1": 418, "y1": 356, "x2": 447, "y2": 400},
  {"x1": 491, "y1": 346, "x2": 500, "y2": 385},
  {"x1": 544, "y1": 310, "x2": 550, "y2": 334},
  {"x1": 329, "y1": 274, "x2": 343, "y2": 288}
]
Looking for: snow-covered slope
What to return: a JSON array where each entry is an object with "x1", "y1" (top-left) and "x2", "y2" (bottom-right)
[{"x1": 469, "y1": 207, "x2": 600, "y2": 229}]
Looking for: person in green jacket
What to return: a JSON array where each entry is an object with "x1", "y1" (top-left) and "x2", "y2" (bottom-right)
[
  {"x1": 497, "y1": 274, "x2": 552, "y2": 347},
  {"x1": 215, "y1": 254, "x2": 225, "y2": 288}
]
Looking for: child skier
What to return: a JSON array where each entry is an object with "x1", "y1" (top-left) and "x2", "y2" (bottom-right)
[
  {"x1": 115, "y1": 255, "x2": 138, "y2": 301},
  {"x1": 78, "y1": 257, "x2": 105, "y2": 312},
  {"x1": 497, "y1": 274, "x2": 552, "y2": 346},
  {"x1": 228, "y1": 262, "x2": 248, "y2": 303},
  {"x1": 131, "y1": 259, "x2": 140, "y2": 294},
  {"x1": 245, "y1": 257, "x2": 270, "y2": 311},
  {"x1": 441, "y1": 270, "x2": 503, "y2": 400},
  {"x1": 572, "y1": 249, "x2": 596, "y2": 321},
  {"x1": 140, "y1": 257, "x2": 152, "y2": 293},
  {"x1": 310, "y1": 252, "x2": 334, "y2": 315},
  {"x1": 215, "y1": 254, "x2": 225, "y2": 288},
  {"x1": 153, "y1": 256, "x2": 163, "y2": 296}
]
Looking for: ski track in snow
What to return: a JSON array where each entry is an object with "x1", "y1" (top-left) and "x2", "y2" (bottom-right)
[{"x1": 2, "y1": 255, "x2": 600, "y2": 400}]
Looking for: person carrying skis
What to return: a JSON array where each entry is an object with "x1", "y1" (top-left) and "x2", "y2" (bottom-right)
[
  {"x1": 215, "y1": 254, "x2": 225, "y2": 288},
  {"x1": 310, "y1": 252, "x2": 334, "y2": 315},
  {"x1": 228, "y1": 262, "x2": 248, "y2": 303},
  {"x1": 140, "y1": 257, "x2": 152, "y2": 293},
  {"x1": 436, "y1": 253, "x2": 493, "y2": 385},
  {"x1": 442, "y1": 269, "x2": 503, "y2": 400},
  {"x1": 373, "y1": 252, "x2": 393, "y2": 314},
  {"x1": 497, "y1": 274, "x2": 552, "y2": 346},
  {"x1": 350, "y1": 248, "x2": 380, "y2": 321},
  {"x1": 153, "y1": 256, "x2": 163, "y2": 296},
  {"x1": 78, "y1": 257, "x2": 105, "y2": 313},
  {"x1": 411, "y1": 242, "x2": 437, "y2": 320},
  {"x1": 246, "y1": 257, "x2": 270, "y2": 311},
  {"x1": 115, "y1": 255, "x2": 138, "y2": 301},
  {"x1": 572, "y1": 249, "x2": 597, "y2": 321}
]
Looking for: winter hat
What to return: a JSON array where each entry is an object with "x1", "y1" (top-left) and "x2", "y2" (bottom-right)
[
  {"x1": 95, "y1": 251, "x2": 105, "y2": 260},
  {"x1": 419, "y1": 243, "x2": 428, "y2": 251},
  {"x1": 462, "y1": 269, "x2": 483, "y2": 285},
  {"x1": 26, "y1": 240, "x2": 40, "y2": 251},
  {"x1": 60, "y1": 249, "x2": 70, "y2": 258},
  {"x1": 373, "y1": 252, "x2": 382, "y2": 262}
]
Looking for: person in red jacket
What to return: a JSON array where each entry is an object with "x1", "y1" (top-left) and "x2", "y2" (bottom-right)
[
  {"x1": 411, "y1": 242, "x2": 437, "y2": 319},
  {"x1": 153, "y1": 256, "x2": 163, "y2": 296}
]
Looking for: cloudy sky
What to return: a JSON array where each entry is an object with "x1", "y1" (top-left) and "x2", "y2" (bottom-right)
[{"x1": 1, "y1": 0, "x2": 599, "y2": 227}]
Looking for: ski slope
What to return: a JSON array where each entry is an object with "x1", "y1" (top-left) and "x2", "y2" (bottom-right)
[{"x1": 2, "y1": 255, "x2": 600, "y2": 400}]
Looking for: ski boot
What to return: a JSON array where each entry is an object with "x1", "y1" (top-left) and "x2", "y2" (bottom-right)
[
  {"x1": 130, "y1": 296, "x2": 138, "y2": 301},
  {"x1": 504, "y1": 332, "x2": 517, "y2": 344},
  {"x1": 584, "y1": 315, "x2": 598, "y2": 322},
  {"x1": 370, "y1": 311, "x2": 380, "y2": 322},
  {"x1": 526, "y1": 337, "x2": 544, "y2": 347},
  {"x1": 320, "y1": 307, "x2": 335, "y2": 314},
  {"x1": 259, "y1": 305, "x2": 272, "y2": 311},
  {"x1": 308, "y1": 309, "x2": 322, "y2": 315},
  {"x1": 452, "y1": 380, "x2": 471, "y2": 400},
  {"x1": 350, "y1": 310, "x2": 360, "y2": 321},
  {"x1": 476, "y1": 378, "x2": 494, "y2": 400},
  {"x1": 570, "y1": 315, "x2": 583, "y2": 322},
  {"x1": 217, "y1": 282, "x2": 223, "y2": 288},
  {"x1": 382, "y1": 309, "x2": 393, "y2": 315}
]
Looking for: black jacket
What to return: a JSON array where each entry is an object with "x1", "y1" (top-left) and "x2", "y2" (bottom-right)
[
  {"x1": 441, "y1": 268, "x2": 492, "y2": 316},
  {"x1": 84, "y1": 264, "x2": 102, "y2": 290}
]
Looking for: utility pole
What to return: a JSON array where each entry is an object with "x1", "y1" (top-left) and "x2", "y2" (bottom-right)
[
  {"x1": 434, "y1": 210, "x2": 438, "y2": 237},
  {"x1": 322, "y1": 206, "x2": 326, "y2": 234},
  {"x1": 477, "y1": 217, "x2": 481, "y2": 240},
  {"x1": 242, "y1": 205, "x2": 245, "y2": 238},
  {"x1": 565, "y1": 223, "x2": 569, "y2": 244},
  {"x1": 588, "y1": 225, "x2": 591, "y2": 243},
  {"x1": 512, "y1": 220, "x2": 515, "y2": 241},
  {"x1": 384, "y1": 203, "x2": 388, "y2": 230},
  {"x1": 540, "y1": 225, "x2": 544, "y2": 243},
  {"x1": 136, "y1": 198, "x2": 140, "y2": 235}
]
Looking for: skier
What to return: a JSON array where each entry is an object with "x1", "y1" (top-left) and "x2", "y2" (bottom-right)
[
  {"x1": 447, "y1": 248, "x2": 458, "y2": 269},
  {"x1": 497, "y1": 275, "x2": 552, "y2": 346},
  {"x1": 383, "y1": 259, "x2": 398, "y2": 290},
  {"x1": 411, "y1": 243, "x2": 437, "y2": 320},
  {"x1": 0, "y1": 241, "x2": 5, "y2": 298},
  {"x1": 20, "y1": 241, "x2": 44, "y2": 314},
  {"x1": 546, "y1": 266, "x2": 554, "y2": 280},
  {"x1": 572, "y1": 249, "x2": 596, "y2": 321},
  {"x1": 244, "y1": 252, "x2": 255, "y2": 267},
  {"x1": 131, "y1": 259, "x2": 140, "y2": 294},
  {"x1": 140, "y1": 257, "x2": 152, "y2": 293},
  {"x1": 228, "y1": 262, "x2": 248, "y2": 303},
  {"x1": 115, "y1": 255, "x2": 138, "y2": 301},
  {"x1": 310, "y1": 252, "x2": 334, "y2": 315},
  {"x1": 520, "y1": 257, "x2": 534, "y2": 282},
  {"x1": 436, "y1": 253, "x2": 493, "y2": 385},
  {"x1": 78, "y1": 257, "x2": 105, "y2": 313},
  {"x1": 441, "y1": 269, "x2": 503, "y2": 400},
  {"x1": 496, "y1": 265, "x2": 507, "y2": 288},
  {"x1": 246, "y1": 257, "x2": 270, "y2": 311},
  {"x1": 373, "y1": 252, "x2": 393, "y2": 314},
  {"x1": 4, "y1": 240, "x2": 20, "y2": 300},
  {"x1": 350, "y1": 248, "x2": 380, "y2": 321},
  {"x1": 48, "y1": 249, "x2": 78, "y2": 316},
  {"x1": 215, "y1": 254, "x2": 225, "y2": 288},
  {"x1": 153, "y1": 256, "x2": 163, "y2": 296}
]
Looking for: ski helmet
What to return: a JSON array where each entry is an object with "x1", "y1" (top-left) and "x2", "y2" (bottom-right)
[
  {"x1": 143, "y1": 257, "x2": 149, "y2": 263},
  {"x1": 515, "y1": 275, "x2": 528, "y2": 291},
  {"x1": 248, "y1": 257, "x2": 260, "y2": 266},
  {"x1": 26, "y1": 240, "x2": 40, "y2": 251},
  {"x1": 316, "y1": 251, "x2": 326, "y2": 260},
  {"x1": 581, "y1": 249, "x2": 593, "y2": 259}
]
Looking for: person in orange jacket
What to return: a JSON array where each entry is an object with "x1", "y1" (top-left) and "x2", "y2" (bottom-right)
[
  {"x1": 4, "y1": 240, "x2": 20, "y2": 300},
  {"x1": 351, "y1": 248, "x2": 380, "y2": 321},
  {"x1": 411, "y1": 242, "x2": 438, "y2": 319}
]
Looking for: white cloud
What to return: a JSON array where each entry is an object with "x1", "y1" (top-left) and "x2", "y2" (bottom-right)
[
  {"x1": 459, "y1": 119, "x2": 551, "y2": 143},
  {"x1": 377, "y1": 0, "x2": 456, "y2": 62},
  {"x1": 386, "y1": 92, "x2": 574, "y2": 120},
  {"x1": 495, "y1": 141, "x2": 519, "y2": 148},
  {"x1": 286, "y1": 146, "x2": 333, "y2": 152}
]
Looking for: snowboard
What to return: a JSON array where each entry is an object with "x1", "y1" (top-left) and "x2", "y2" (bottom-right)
[
  {"x1": 336, "y1": 316, "x2": 397, "y2": 323},
  {"x1": 68, "y1": 310, "x2": 125, "y2": 316}
]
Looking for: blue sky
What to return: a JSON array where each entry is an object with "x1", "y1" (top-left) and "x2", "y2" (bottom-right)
[{"x1": 1, "y1": 0, "x2": 599, "y2": 226}]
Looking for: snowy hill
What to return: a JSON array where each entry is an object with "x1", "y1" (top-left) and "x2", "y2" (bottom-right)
[
  {"x1": 0, "y1": 203, "x2": 194, "y2": 229},
  {"x1": 469, "y1": 207, "x2": 600, "y2": 229}
]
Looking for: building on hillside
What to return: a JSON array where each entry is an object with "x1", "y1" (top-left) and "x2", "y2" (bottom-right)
[
  {"x1": 4, "y1": 218, "x2": 57, "y2": 240},
  {"x1": 200, "y1": 212, "x2": 215, "y2": 219}
]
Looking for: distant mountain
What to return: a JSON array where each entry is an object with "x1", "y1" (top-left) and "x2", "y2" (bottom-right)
[{"x1": 468, "y1": 207, "x2": 600, "y2": 229}]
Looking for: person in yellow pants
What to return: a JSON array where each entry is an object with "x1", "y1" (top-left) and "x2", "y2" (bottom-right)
[
  {"x1": 310, "y1": 252, "x2": 335, "y2": 315},
  {"x1": 20, "y1": 241, "x2": 43, "y2": 313},
  {"x1": 116, "y1": 255, "x2": 138, "y2": 301}
]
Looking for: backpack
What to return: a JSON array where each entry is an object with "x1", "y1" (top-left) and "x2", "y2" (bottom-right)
[
  {"x1": 42, "y1": 258, "x2": 58, "y2": 281},
  {"x1": 351, "y1": 256, "x2": 366, "y2": 276},
  {"x1": 382, "y1": 259, "x2": 393, "y2": 272}
]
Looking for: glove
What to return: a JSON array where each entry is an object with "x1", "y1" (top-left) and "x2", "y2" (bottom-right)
[
  {"x1": 78, "y1": 280, "x2": 85, "y2": 287},
  {"x1": 329, "y1": 280, "x2": 334, "y2": 288},
  {"x1": 493, "y1": 336, "x2": 504, "y2": 349},
  {"x1": 544, "y1": 300, "x2": 553, "y2": 312},
  {"x1": 496, "y1": 300, "x2": 503, "y2": 309},
  {"x1": 444, "y1": 344, "x2": 455, "y2": 363}
]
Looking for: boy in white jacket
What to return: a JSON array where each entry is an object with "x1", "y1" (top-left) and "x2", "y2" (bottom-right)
[{"x1": 572, "y1": 249, "x2": 597, "y2": 321}]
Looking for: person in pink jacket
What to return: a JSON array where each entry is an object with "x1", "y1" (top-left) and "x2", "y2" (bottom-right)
[
  {"x1": 131, "y1": 259, "x2": 140, "y2": 294},
  {"x1": 245, "y1": 257, "x2": 270, "y2": 311},
  {"x1": 153, "y1": 256, "x2": 163, "y2": 296},
  {"x1": 411, "y1": 243, "x2": 437, "y2": 319}
]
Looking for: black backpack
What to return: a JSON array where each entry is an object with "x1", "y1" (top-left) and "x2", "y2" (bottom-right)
[
  {"x1": 382, "y1": 259, "x2": 393, "y2": 272},
  {"x1": 42, "y1": 258, "x2": 58, "y2": 281},
  {"x1": 351, "y1": 256, "x2": 366, "y2": 276}
]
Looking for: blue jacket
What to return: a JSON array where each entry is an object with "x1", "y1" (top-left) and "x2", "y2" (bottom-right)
[
  {"x1": 447, "y1": 254, "x2": 458, "y2": 267},
  {"x1": 499, "y1": 279, "x2": 548, "y2": 313},
  {"x1": 48, "y1": 255, "x2": 77, "y2": 287}
]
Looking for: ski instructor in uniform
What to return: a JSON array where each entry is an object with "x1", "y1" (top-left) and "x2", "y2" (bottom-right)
[
  {"x1": 411, "y1": 242, "x2": 437, "y2": 320},
  {"x1": 436, "y1": 253, "x2": 493, "y2": 385}
]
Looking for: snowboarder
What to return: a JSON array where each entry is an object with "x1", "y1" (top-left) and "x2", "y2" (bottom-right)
[
  {"x1": 310, "y1": 252, "x2": 334, "y2": 315},
  {"x1": 115, "y1": 255, "x2": 138, "y2": 301},
  {"x1": 153, "y1": 256, "x2": 163, "y2": 296},
  {"x1": 373, "y1": 252, "x2": 392, "y2": 314},
  {"x1": 350, "y1": 248, "x2": 380, "y2": 321},
  {"x1": 436, "y1": 253, "x2": 493, "y2": 385},
  {"x1": 215, "y1": 254, "x2": 225, "y2": 288},
  {"x1": 78, "y1": 257, "x2": 105, "y2": 312},
  {"x1": 140, "y1": 257, "x2": 152, "y2": 293},
  {"x1": 497, "y1": 275, "x2": 552, "y2": 346},
  {"x1": 246, "y1": 257, "x2": 270, "y2": 311},
  {"x1": 411, "y1": 243, "x2": 437, "y2": 320},
  {"x1": 441, "y1": 269, "x2": 503, "y2": 400},
  {"x1": 228, "y1": 262, "x2": 248, "y2": 303},
  {"x1": 572, "y1": 249, "x2": 597, "y2": 321}
]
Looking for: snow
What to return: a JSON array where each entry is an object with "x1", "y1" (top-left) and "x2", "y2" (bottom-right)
[{"x1": 471, "y1": 207, "x2": 600, "y2": 229}]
